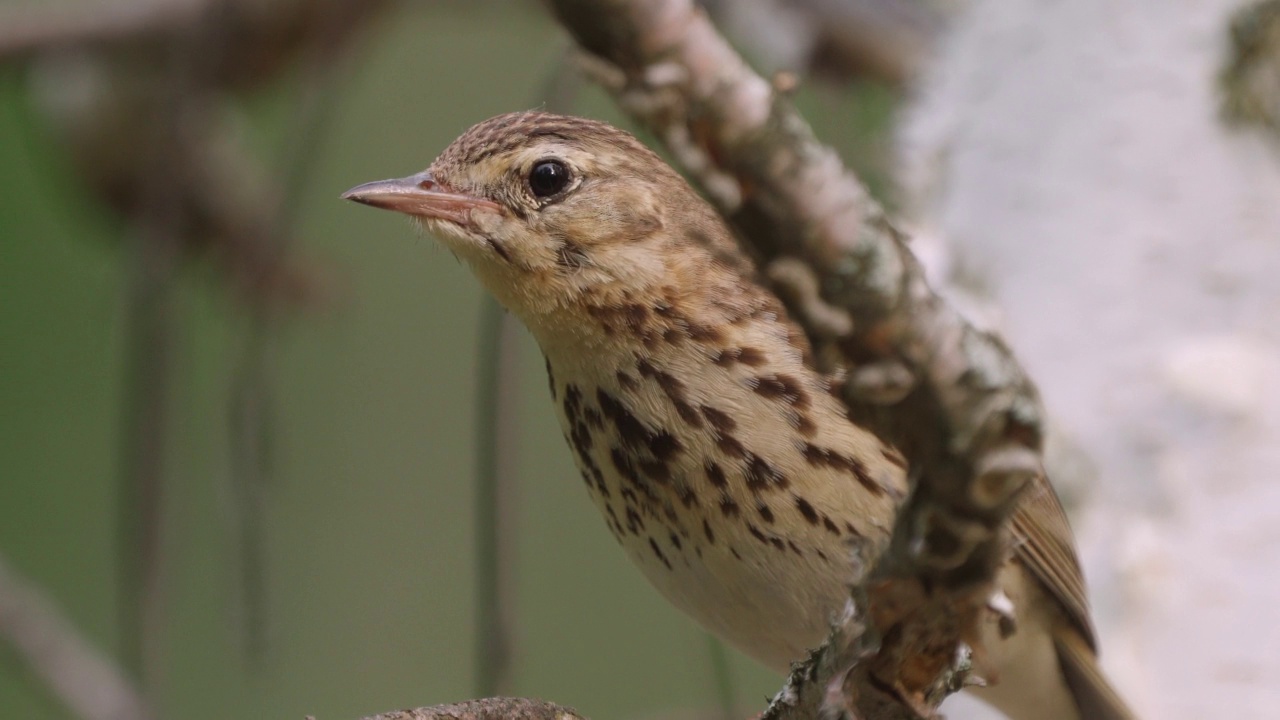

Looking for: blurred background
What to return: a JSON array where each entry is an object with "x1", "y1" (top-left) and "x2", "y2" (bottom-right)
[{"x1": 2, "y1": 0, "x2": 1278, "y2": 719}]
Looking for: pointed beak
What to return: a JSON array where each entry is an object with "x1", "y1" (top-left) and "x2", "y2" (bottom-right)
[{"x1": 341, "y1": 171, "x2": 501, "y2": 226}]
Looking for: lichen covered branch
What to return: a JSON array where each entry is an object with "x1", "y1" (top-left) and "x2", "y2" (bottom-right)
[{"x1": 544, "y1": 0, "x2": 1046, "y2": 716}]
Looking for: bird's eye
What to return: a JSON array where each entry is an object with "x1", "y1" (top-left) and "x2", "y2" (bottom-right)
[{"x1": 528, "y1": 159, "x2": 572, "y2": 199}]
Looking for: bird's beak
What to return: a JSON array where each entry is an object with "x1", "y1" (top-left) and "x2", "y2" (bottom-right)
[{"x1": 341, "y1": 171, "x2": 501, "y2": 226}]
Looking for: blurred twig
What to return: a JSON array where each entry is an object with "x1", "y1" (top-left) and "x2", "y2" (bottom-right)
[
  {"x1": 115, "y1": 0, "x2": 224, "y2": 687},
  {"x1": 0, "y1": 552, "x2": 155, "y2": 720},
  {"x1": 472, "y1": 48, "x2": 584, "y2": 696},
  {"x1": 116, "y1": 189, "x2": 180, "y2": 691},
  {"x1": 227, "y1": 0, "x2": 378, "y2": 662},
  {"x1": 472, "y1": 300, "x2": 523, "y2": 697}
]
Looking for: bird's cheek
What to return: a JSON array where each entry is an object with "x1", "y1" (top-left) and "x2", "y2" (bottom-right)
[
  {"x1": 418, "y1": 217, "x2": 472, "y2": 247},
  {"x1": 427, "y1": 211, "x2": 513, "y2": 255},
  {"x1": 470, "y1": 208, "x2": 507, "y2": 236}
]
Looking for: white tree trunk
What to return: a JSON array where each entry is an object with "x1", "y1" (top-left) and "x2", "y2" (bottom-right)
[{"x1": 898, "y1": 1, "x2": 1280, "y2": 718}]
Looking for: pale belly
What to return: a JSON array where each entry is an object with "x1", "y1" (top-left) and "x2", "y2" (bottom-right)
[
  {"x1": 551, "y1": 376, "x2": 883, "y2": 673},
  {"x1": 606, "y1": 499, "x2": 855, "y2": 673}
]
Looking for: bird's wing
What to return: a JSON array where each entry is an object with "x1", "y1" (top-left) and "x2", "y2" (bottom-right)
[
  {"x1": 1009, "y1": 474, "x2": 1097, "y2": 649},
  {"x1": 1054, "y1": 620, "x2": 1139, "y2": 720}
]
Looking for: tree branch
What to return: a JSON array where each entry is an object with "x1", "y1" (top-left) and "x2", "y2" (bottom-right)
[{"x1": 354, "y1": 698, "x2": 587, "y2": 720}]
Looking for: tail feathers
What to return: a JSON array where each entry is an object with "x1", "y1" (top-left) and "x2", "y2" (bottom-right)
[{"x1": 1054, "y1": 628, "x2": 1139, "y2": 720}]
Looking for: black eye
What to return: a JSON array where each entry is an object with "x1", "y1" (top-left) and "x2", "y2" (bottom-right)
[{"x1": 528, "y1": 159, "x2": 571, "y2": 199}]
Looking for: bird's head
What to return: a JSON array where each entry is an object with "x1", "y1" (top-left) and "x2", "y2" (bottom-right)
[{"x1": 343, "y1": 111, "x2": 741, "y2": 321}]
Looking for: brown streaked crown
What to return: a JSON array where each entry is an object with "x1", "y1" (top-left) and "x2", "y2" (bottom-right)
[{"x1": 431, "y1": 111, "x2": 661, "y2": 176}]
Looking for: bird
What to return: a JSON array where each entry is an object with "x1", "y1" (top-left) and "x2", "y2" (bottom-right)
[{"x1": 342, "y1": 111, "x2": 1136, "y2": 720}]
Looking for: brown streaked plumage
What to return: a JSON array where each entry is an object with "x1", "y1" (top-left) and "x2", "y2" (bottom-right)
[{"x1": 343, "y1": 111, "x2": 1136, "y2": 720}]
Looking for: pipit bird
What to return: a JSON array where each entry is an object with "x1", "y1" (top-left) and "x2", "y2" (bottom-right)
[{"x1": 343, "y1": 112, "x2": 1135, "y2": 720}]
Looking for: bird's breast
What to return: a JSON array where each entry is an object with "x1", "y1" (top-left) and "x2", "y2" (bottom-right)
[{"x1": 540, "y1": 322, "x2": 907, "y2": 671}]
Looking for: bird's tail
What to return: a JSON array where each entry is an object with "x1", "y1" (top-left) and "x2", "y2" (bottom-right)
[{"x1": 1054, "y1": 627, "x2": 1139, "y2": 720}]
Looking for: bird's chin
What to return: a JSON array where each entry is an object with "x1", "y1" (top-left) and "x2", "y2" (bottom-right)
[
  {"x1": 413, "y1": 216, "x2": 465, "y2": 245},
  {"x1": 415, "y1": 217, "x2": 509, "y2": 264}
]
